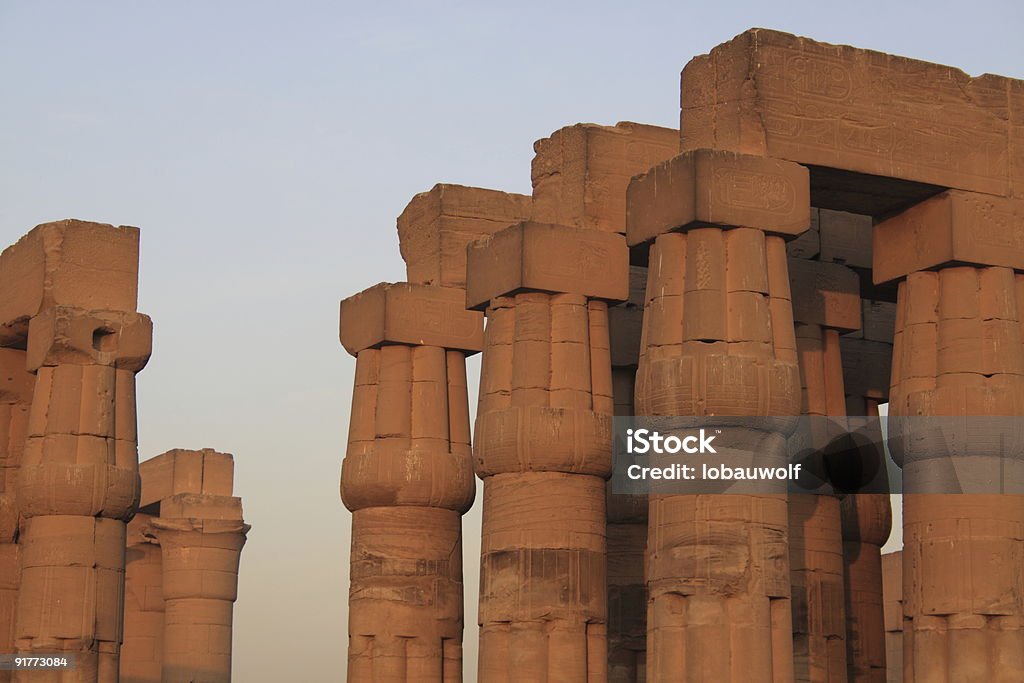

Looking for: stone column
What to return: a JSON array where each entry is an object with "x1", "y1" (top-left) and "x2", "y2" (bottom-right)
[
  {"x1": 146, "y1": 495, "x2": 248, "y2": 683},
  {"x1": 787, "y1": 258, "x2": 862, "y2": 683},
  {"x1": 607, "y1": 266, "x2": 648, "y2": 683},
  {"x1": 839, "y1": 303, "x2": 895, "y2": 683},
  {"x1": 626, "y1": 149, "x2": 809, "y2": 682},
  {"x1": 876, "y1": 190, "x2": 1024, "y2": 682},
  {"x1": 468, "y1": 221, "x2": 627, "y2": 682},
  {"x1": 14, "y1": 305, "x2": 151, "y2": 682},
  {"x1": 530, "y1": 122, "x2": 677, "y2": 683},
  {"x1": 839, "y1": 492, "x2": 890, "y2": 683},
  {"x1": 120, "y1": 513, "x2": 163, "y2": 683},
  {"x1": 0, "y1": 349, "x2": 32, "y2": 682},
  {"x1": 881, "y1": 552, "x2": 903, "y2": 683},
  {"x1": 340, "y1": 283, "x2": 482, "y2": 681}
]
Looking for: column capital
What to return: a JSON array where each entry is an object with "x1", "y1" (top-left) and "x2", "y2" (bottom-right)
[
  {"x1": 874, "y1": 190, "x2": 1024, "y2": 283},
  {"x1": 626, "y1": 148, "x2": 811, "y2": 246},
  {"x1": 25, "y1": 306, "x2": 152, "y2": 372},
  {"x1": 339, "y1": 282, "x2": 483, "y2": 356},
  {"x1": 465, "y1": 221, "x2": 629, "y2": 310}
]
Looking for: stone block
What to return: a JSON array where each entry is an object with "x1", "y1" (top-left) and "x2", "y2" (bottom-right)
[
  {"x1": 25, "y1": 306, "x2": 152, "y2": 373},
  {"x1": 819, "y1": 208, "x2": 873, "y2": 268},
  {"x1": 788, "y1": 258, "x2": 862, "y2": 331},
  {"x1": 787, "y1": 208, "x2": 819, "y2": 258},
  {"x1": 841, "y1": 338, "x2": 893, "y2": 401},
  {"x1": 465, "y1": 222, "x2": 629, "y2": 309},
  {"x1": 140, "y1": 449, "x2": 235, "y2": 507},
  {"x1": 339, "y1": 282, "x2": 484, "y2": 355},
  {"x1": 874, "y1": 190, "x2": 1024, "y2": 283},
  {"x1": 626, "y1": 149, "x2": 810, "y2": 245},
  {"x1": 531, "y1": 121, "x2": 678, "y2": 233},
  {"x1": 0, "y1": 220, "x2": 140, "y2": 331},
  {"x1": 397, "y1": 184, "x2": 531, "y2": 287},
  {"x1": 682, "y1": 29, "x2": 1016, "y2": 198}
]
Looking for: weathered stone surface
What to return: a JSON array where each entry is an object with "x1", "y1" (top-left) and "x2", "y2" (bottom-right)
[
  {"x1": 882, "y1": 551, "x2": 903, "y2": 683},
  {"x1": 682, "y1": 28, "x2": 1020, "y2": 199},
  {"x1": 140, "y1": 449, "x2": 235, "y2": 508},
  {"x1": 819, "y1": 208, "x2": 872, "y2": 269},
  {"x1": 0, "y1": 220, "x2": 140, "y2": 334},
  {"x1": 340, "y1": 282, "x2": 484, "y2": 355},
  {"x1": 532, "y1": 121, "x2": 678, "y2": 233},
  {"x1": 874, "y1": 190, "x2": 1024, "y2": 283},
  {"x1": 397, "y1": 184, "x2": 531, "y2": 288},
  {"x1": 466, "y1": 222, "x2": 629, "y2": 310},
  {"x1": 788, "y1": 258, "x2": 862, "y2": 332},
  {"x1": 627, "y1": 148, "x2": 810, "y2": 245}
]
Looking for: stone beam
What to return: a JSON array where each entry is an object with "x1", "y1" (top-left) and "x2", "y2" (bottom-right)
[{"x1": 681, "y1": 29, "x2": 1024, "y2": 212}]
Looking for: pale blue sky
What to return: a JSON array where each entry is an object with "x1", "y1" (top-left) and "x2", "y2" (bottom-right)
[{"x1": 1, "y1": 1, "x2": 1022, "y2": 680}]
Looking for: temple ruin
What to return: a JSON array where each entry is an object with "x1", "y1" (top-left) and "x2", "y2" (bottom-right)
[
  {"x1": 0, "y1": 220, "x2": 249, "y2": 682},
  {"x1": 340, "y1": 28, "x2": 1024, "y2": 683}
]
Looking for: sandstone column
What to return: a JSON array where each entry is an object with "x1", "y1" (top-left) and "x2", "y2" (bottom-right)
[
  {"x1": 0, "y1": 349, "x2": 32, "y2": 682},
  {"x1": 14, "y1": 306, "x2": 151, "y2": 681},
  {"x1": 120, "y1": 513, "x2": 164, "y2": 683},
  {"x1": 468, "y1": 221, "x2": 628, "y2": 681},
  {"x1": 147, "y1": 510, "x2": 247, "y2": 683},
  {"x1": 787, "y1": 257, "x2": 862, "y2": 683},
  {"x1": 606, "y1": 267, "x2": 649, "y2": 683},
  {"x1": 881, "y1": 552, "x2": 903, "y2": 683},
  {"x1": 530, "y1": 121, "x2": 678, "y2": 683},
  {"x1": 839, "y1": 308, "x2": 895, "y2": 683},
  {"x1": 121, "y1": 448, "x2": 244, "y2": 683},
  {"x1": 340, "y1": 282, "x2": 483, "y2": 681},
  {"x1": 0, "y1": 220, "x2": 149, "y2": 683},
  {"x1": 627, "y1": 149, "x2": 810, "y2": 682},
  {"x1": 876, "y1": 190, "x2": 1024, "y2": 682}
]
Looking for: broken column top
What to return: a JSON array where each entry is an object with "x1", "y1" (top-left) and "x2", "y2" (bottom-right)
[
  {"x1": 531, "y1": 121, "x2": 679, "y2": 233},
  {"x1": 339, "y1": 281, "x2": 484, "y2": 356},
  {"x1": 140, "y1": 448, "x2": 235, "y2": 509},
  {"x1": 682, "y1": 28, "x2": 1024, "y2": 200},
  {"x1": 397, "y1": 184, "x2": 531, "y2": 288},
  {"x1": 0, "y1": 220, "x2": 140, "y2": 337},
  {"x1": 465, "y1": 221, "x2": 629, "y2": 310}
]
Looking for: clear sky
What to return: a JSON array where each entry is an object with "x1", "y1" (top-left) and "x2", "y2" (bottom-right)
[{"x1": 1, "y1": 1, "x2": 1022, "y2": 680}]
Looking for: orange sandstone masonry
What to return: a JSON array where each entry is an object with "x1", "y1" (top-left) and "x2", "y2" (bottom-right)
[
  {"x1": 340, "y1": 185, "x2": 529, "y2": 680},
  {"x1": 335, "y1": 27, "x2": 1024, "y2": 683},
  {"x1": 0, "y1": 221, "x2": 250, "y2": 683}
]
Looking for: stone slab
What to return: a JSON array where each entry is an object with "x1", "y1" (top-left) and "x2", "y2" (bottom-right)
[
  {"x1": 682, "y1": 28, "x2": 1020, "y2": 199},
  {"x1": 465, "y1": 222, "x2": 629, "y2": 309},
  {"x1": 340, "y1": 282, "x2": 484, "y2": 355},
  {"x1": 873, "y1": 190, "x2": 1024, "y2": 283},
  {"x1": 788, "y1": 257, "x2": 861, "y2": 331},
  {"x1": 627, "y1": 148, "x2": 810, "y2": 245},
  {"x1": 0, "y1": 220, "x2": 140, "y2": 332}
]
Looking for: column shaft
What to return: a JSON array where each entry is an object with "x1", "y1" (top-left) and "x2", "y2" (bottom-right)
[
  {"x1": 0, "y1": 349, "x2": 32, "y2": 683},
  {"x1": 636, "y1": 228, "x2": 801, "y2": 682},
  {"x1": 14, "y1": 308, "x2": 150, "y2": 683},
  {"x1": 150, "y1": 520, "x2": 247, "y2": 683},
  {"x1": 475, "y1": 291, "x2": 614, "y2": 682},
  {"x1": 888, "y1": 266, "x2": 1024, "y2": 682},
  {"x1": 340, "y1": 285, "x2": 479, "y2": 683}
]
